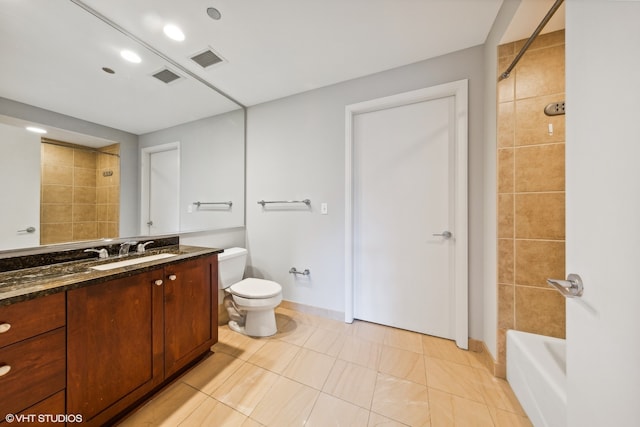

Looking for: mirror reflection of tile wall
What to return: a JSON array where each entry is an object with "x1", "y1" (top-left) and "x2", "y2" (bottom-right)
[{"x1": 40, "y1": 141, "x2": 120, "y2": 245}]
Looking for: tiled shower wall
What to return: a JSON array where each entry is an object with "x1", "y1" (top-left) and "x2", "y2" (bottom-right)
[
  {"x1": 496, "y1": 30, "x2": 566, "y2": 376},
  {"x1": 40, "y1": 141, "x2": 119, "y2": 245}
]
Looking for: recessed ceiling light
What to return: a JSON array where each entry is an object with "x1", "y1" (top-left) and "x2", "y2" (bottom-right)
[
  {"x1": 206, "y1": 7, "x2": 221, "y2": 20},
  {"x1": 163, "y1": 24, "x2": 185, "y2": 41},
  {"x1": 26, "y1": 126, "x2": 47, "y2": 134},
  {"x1": 120, "y1": 50, "x2": 141, "y2": 64}
]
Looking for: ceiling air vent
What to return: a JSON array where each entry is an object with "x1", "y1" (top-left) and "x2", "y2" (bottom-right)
[
  {"x1": 152, "y1": 68, "x2": 182, "y2": 84},
  {"x1": 190, "y1": 49, "x2": 224, "y2": 69}
]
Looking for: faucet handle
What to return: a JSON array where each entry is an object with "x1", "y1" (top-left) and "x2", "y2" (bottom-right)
[
  {"x1": 84, "y1": 248, "x2": 109, "y2": 259},
  {"x1": 137, "y1": 241, "x2": 155, "y2": 253}
]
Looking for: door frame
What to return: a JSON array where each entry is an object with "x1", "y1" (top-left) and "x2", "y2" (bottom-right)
[
  {"x1": 140, "y1": 142, "x2": 181, "y2": 234},
  {"x1": 344, "y1": 80, "x2": 468, "y2": 348}
]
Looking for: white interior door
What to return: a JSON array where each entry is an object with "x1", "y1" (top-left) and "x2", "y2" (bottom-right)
[
  {"x1": 0, "y1": 123, "x2": 40, "y2": 249},
  {"x1": 565, "y1": 2, "x2": 640, "y2": 426},
  {"x1": 141, "y1": 143, "x2": 180, "y2": 235},
  {"x1": 346, "y1": 81, "x2": 468, "y2": 348}
]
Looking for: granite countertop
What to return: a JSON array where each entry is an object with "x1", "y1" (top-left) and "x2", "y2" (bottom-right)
[{"x1": 0, "y1": 245, "x2": 223, "y2": 306}]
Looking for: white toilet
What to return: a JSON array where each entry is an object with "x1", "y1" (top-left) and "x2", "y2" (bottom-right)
[{"x1": 218, "y1": 247, "x2": 283, "y2": 337}]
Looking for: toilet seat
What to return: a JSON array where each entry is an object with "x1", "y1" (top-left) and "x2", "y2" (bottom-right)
[{"x1": 229, "y1": 278, "x2": 282, "y2": 299}]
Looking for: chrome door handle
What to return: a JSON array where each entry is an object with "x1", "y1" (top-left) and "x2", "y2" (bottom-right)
[
  {"x1": 547, "y1": 274, "x2": 584, "y2": 298},
  {"x1": 17, "y1": 226, "x2": 36, "y2": 233},
  {"x1": 433, "y1": 231, "x2": 452, "y2": 239}
]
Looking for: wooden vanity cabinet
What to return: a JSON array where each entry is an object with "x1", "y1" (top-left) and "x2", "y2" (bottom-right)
[
  {"x1": 0, "y1": 293, "x2": 66, "y2": 422},
  {"x1": 164, "y1": 256, "x2": 218, "y2": 377},
  {"x1": 66, "y1": 255, "x2": 217, "y2": 426}
]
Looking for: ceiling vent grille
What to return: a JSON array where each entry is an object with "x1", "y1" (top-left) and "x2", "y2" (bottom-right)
[
  {"x1": 191, "y1": 49, "x2": 224, "y2": 68},
  {"x1": 152, "y1": 68, "x2": 181, "y2": 84}
]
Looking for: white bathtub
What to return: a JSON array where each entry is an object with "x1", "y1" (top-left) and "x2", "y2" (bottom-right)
[{"x1": 507, "y1": 330, "x2": 566, "y2": 427}]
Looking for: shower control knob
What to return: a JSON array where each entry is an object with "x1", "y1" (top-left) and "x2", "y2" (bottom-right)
[{"x1": 433, "y1": 230, "x2": 452, "y2": 239}]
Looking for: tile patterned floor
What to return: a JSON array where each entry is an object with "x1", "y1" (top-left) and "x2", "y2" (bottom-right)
[{"x1": 119, "y1": 306, "x2": 532, "y2": 426}]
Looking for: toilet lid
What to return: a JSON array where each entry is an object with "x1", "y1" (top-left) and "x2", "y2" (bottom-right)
[{"x1": 230, "y1": 278, "x2": 282, "y2": 299}]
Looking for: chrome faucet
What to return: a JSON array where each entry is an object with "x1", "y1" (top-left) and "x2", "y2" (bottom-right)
[
  {"x1": 119, "y1": 241, "x2": 138, "y2": 257},
  {"x1": 136, "y1": 241, "x2": 155, "y2": 253},
  {"x1": 84, "y1": 248, "x2": 109, "y2": 259}
]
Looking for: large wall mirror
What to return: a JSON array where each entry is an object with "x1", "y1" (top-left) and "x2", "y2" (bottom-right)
[{"x1": 0, "y1": 0, "x2": 245, "y2": 251}]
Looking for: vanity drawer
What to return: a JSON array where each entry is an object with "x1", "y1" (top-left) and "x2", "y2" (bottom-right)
[
  {"x1": 0, "y1": 328, "x2": 66, "y2": 417},
  {"x1": 0, "y1": 293, "x2": 65, "y2": 349}
]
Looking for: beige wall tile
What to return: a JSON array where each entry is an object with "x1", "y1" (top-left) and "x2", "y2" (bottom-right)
[
  {"x1": 515, "y1": 44, "x2": 565, "y2": 99},
  {"x1": 515, "y1": 144, "x2": 565, "y2": 192},
  {"x1": 515, "y1": 287, "x2": 566, "y2": 338},
  {"x1": 42, "y1": 144, "x2": 73, "y2": 166},
  {"x1": 41, "y1": 204, "x2": 72, "y2": 223},
  {"x1": 73, "y1": 186, "x2": 97, "y2": 204},
  {"x1": 96, "y1": 204, "x2": 108, "y2": 222},
  {"x1": 498, "y1": 56, "x2": 515, "y2": 103},
  {"x1": 498, "y1": 102, "x2": 515, "y2": 148},
  {"x1": 41, "y1": 164, "x2": 73, "y2": 186},
  {"x1": 96, "y1": 187, "x2": 109, "y2": 204},
  {"x1": 514, "y1": 29, "x2": 564, "y2": 52},
  {"x1": 498, "y1": 239, "x2": 514, "y2": 284},
  {"x1": 498, "y1": 285, "x2": 514, "y2": 329},
  {"x1": 498, "y1": 194, "x2": 514, "y2": 239},
  {"x1": 73, "y1": 222, "x2": 97, "y2": 241},
  {"x1": 515, "y1": 193, "x2": 565, "y2": 240},
  {"x1": 515, "y1": 95, "x2": 565, "y2": 146},
  {"x1": 515, "y1": 240, "x2": 565, "y2": 287},
  {"x1": 498, "y1": 42, "x2": 515, "y2": 58},
  {"x1": 497, "y1": 149, "x2": 514, "y2": 194},
  {"x1": 73, "y1": 204, "x2": 96, "y2": 222},
  {"x1": 41, "y1": 185, "x2": 72, "y2": 204},
  {"x1": 74, "y1": 149, "x2": 96, "y2": 168},
  {"x1": 107, "y1": 204, "x2": 119, "y2": 222},
  {"x1": 496, "y1": 329, "x2": 507, "y2": 368},
  {"x1": 40, "y1": 223, "x2": 72, "y2": 245},
  {"x1": 74, "y1": 167, "x2": 96, "y2": 187}
]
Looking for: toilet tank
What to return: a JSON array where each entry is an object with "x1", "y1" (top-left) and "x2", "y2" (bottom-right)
[{"x1": 218, "y1": 247, "x2": 248, "y2": 289}]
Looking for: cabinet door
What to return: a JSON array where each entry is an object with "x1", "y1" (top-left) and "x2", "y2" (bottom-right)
[
  {"x1": 164, "y1": 255, "x2": 217, "y2": 377},
  {"x1": 67, "y1": 270, "x2": 164, "y2": 426}
]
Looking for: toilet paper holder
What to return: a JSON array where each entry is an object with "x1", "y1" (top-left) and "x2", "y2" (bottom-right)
[{"x1": 289, "y1": 267, "x2": 310, "y2": 276}]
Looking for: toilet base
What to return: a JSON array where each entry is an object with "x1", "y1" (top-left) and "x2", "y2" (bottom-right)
[{"x1": 228, "y1": 308, "x2": 277, "y2": 337}]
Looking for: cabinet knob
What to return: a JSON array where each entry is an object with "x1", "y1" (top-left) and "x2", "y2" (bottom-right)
[
  {"x1": 0, "y1": 365, "x2": 11, "y2": 377},
  {"x1": 0, "y1": 323, "x2": 10, "y2": 334},
  {"x1": 168, "y1": 274, "x2": 177, "y2": 281},
  {"x1": 154, "y1": 279, "x2": 163, "y2": 286}
]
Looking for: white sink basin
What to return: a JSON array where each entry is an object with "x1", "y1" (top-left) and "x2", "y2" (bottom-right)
[{"x1": 91, "y1": 253, "x2": 177, "y2": 271}]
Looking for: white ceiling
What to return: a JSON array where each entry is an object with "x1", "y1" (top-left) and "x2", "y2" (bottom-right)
[{"x1": 0, "y1": 0, "x2": 565, "y2": 137}]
